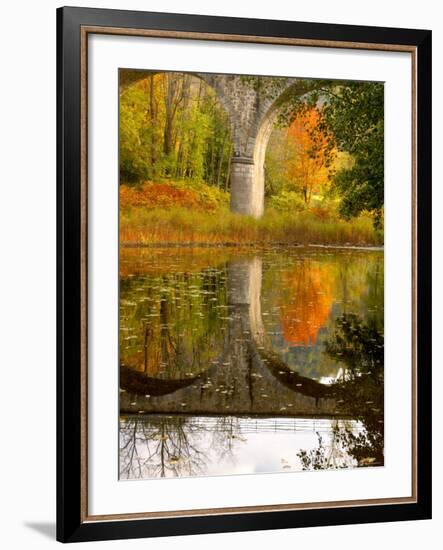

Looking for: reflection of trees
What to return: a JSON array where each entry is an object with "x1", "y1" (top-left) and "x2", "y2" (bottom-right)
[
  {"x1": 120, "y1": 267, "x2": 227, "y2": 380},
  {"x1": 297, "y1": 313, "x2": 384, "y2": 469},
  {"x1": 119, "y1": 415, "x2": 244, "y2": 479},
  {"x1": 280, "y1": 262, "x2": 335, "y2": 347},
  {"x1": 327, "y1": 313, "x2": 384, "y2": 465},
  {"x1": 259, "y1": 251, "x2": 384, "y2": 382},
  {"x1": 298, "y1": 422, "x2": 357, "y2": 470},
  {"x1": 210, "y1": 417, "x2": 243, "y2": 463},
  {"x1": 120, "y1": 416, "x2": 208, "y2": 479}
]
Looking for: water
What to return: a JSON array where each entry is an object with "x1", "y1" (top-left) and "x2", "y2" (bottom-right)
[{"x1": 119, "y1": 246, "x2": 384, "y2": 479}]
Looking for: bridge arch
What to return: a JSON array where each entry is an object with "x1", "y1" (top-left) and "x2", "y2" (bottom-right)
[
  {"x1": 119, "y1": 69, "x2": 235, "y2": 134},
  {"x1": 199, "y1": 76, "x2": 313, "y2": 218},
  {"x1": 120, "y1": 71, "x2": 312, "y2": 218}
]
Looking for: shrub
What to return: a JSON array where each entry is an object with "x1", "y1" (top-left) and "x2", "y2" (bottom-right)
[
  {"x1": 268, "y1": 191, "x2": 307, "y2": 213},
  {"x1": 120, "y1": 180, "x2": 229, "y2": 212}
]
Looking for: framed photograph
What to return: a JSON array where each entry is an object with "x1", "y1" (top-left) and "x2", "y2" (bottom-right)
[{"x1": 57, "y1": 6, "x2": 432, "y2": 543}]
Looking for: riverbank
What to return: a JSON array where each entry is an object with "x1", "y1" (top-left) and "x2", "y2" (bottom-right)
[
  {"x1": 121, "y1": 242, "x2": 384, "y2": 250},
  {"x1": 119, "y1": 180, "x2": 383, "y2": 247},
  {"x1": 120, "y1": 206, "x2": 383, "y2": 247}
]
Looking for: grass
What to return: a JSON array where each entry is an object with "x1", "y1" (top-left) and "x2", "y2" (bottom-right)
[
  {"x1": 119, "y1": 180, "x2": 383, "y2": 246},
  {"x1": 120, "y1": 205, "x2": 382, "y2": 246}
]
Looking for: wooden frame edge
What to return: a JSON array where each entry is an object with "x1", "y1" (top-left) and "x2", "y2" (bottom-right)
[
  {"x1": 81, "y1": 24, "x2": 417, "y2": 52},
  {"x1": 84, "y1": 496, "x2": 417, "y2": 524}
]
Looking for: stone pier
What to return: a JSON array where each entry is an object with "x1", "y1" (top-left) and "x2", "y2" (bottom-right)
[{"x1": 230, "y1": 157, "x2": 264, "y2": 217}]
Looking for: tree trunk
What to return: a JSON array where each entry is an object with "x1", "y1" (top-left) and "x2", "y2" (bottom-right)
[
  {"x1": 175, "y1": 75, "x2": 191, "y2": 178},
  {"x1": 225, "y1": 145, "x2": 233, "y2": 191},
  {"x1": 149, "y1": 76, "x2": 157, "y2": 172},
  {"x1": 216, "y1": 131, "x2": 228, "y2": 187},
  {"x1": 163, "y1": 74, "x2": 183, "y2": 173}
]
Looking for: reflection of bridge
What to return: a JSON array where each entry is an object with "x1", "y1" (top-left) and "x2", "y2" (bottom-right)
[
  {"x1": 122, "y1": 415, "x2": 354, "y2": 435},
  {"x1": 120, "y1": 257, "x2": 342, "y2": 417}
]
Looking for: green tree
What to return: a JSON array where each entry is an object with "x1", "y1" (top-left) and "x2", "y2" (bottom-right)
[
  {"x1": 280, "y1": 80, "x2": 384, "y2": 227},
  {"x1": 119, "y1": 71, "x2": 232, "y2": 187}
]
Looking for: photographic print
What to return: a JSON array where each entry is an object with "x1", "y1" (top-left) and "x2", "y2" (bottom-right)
[{"x1": 118, "y1": 70, "x2": 384, "y2": 480}]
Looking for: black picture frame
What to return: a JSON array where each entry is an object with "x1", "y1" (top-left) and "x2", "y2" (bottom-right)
[{"x1": 57, "y1": 6, "x2": 432, "y2": 543}]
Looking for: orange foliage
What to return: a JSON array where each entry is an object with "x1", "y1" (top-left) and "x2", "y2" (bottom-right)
[
  {"x1": 284, "y1": 108, "x2": 332, "y2": 205},
  {"x1": 280, "y1": 262, "x2": 335, "y2": 347},
  {"x1": 120, "y1": 181, "x2": 215, "y2": 212}
]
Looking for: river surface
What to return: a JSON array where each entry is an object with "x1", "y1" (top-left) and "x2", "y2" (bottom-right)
[{"x1": 119, "y1": 246, "x2": 384, "y2": 479}]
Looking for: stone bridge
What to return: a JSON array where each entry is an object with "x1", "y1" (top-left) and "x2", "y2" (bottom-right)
[
  {"x1": 120, "y1": 71, "x2": 314, "y2": 218},
  {"x1": 120, "y1": 257, "x2": 341, "y2": 417}
]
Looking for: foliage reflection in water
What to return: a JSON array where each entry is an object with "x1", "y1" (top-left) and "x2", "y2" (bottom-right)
[{"x1": 119, "y1": 246, "x2": 384, "y2": 479}]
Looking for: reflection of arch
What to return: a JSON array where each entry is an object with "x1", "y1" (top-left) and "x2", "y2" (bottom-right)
[
  {"x1": 257, "y1": 349, "x2": 331, "y2": 399},
  {"x1": 120, "y1": 70, "x2": 316, "y2": 218},
  {"x1": 120, "y1": 365, "x2": 200, "y2": 397},
  {"x1": 226, "y1": 257, "x2": 331, "y2": 400},
  {"x1": 120, "y1": 256, "x2": 337, "y2": 416}
]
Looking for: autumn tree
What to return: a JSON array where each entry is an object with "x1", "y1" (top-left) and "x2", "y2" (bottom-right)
[
  {"x1": 279, "y1": 80, "x2": 384, "y2": 226},
  {"x1": 283, "y1": 108, "x2": 333, "y2": 205},
  {"x1": 119, "y1": 71, "x2": 232, "y2": 187}
]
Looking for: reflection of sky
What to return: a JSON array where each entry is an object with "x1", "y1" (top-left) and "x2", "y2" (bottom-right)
[
  {"x1": 207, "y1": 427, "x2": 324, "y2": 476},
  {"x1": 120, "y1": 416, "x2": 362, "y2": 480}
]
